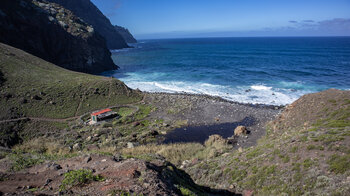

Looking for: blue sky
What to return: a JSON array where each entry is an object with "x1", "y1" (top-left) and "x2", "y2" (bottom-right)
[{"x1": 91, "y1": 0, "x2": 350, "y2": 39}]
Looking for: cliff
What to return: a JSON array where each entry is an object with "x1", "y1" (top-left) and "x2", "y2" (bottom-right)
[
  {"x1": 115, "y1": 25, "x2": 137, "y2": 43},
  {"x1": 0, "y1": 0, "x2": 117, "y2": 74},
  {"x1": 47, "y1": 0, "x2": 129, "y2": 49}
]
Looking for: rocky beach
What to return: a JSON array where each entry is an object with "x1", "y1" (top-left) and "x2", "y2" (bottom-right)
[{"x1": 0, "y1": 0, "x2": 349, "y2": 195}]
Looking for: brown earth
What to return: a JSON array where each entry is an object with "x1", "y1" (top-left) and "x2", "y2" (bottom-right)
[{"x1": 0, "y1": 154, "x2": 238, "y2": 195}]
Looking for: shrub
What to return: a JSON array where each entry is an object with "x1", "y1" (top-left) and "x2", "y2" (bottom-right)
[
  {"x1": 60, "y1": 169, "x2": 104, "y2": 191},
  {"x1": 10, "y1": 153, "x2": 44, "y2": 171},
  {"x1": 327, "y1": 154, "x2": 350, "y2": 174}
]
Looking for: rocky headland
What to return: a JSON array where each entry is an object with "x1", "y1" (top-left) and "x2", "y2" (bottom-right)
[
  {"x1": 47, "y1": 0, "x2": 129, "y2": 49},
  {"x1": 0, "y1": 0, "x2": 116, "y2": 74},
  {"x1": 115, "y1": 25, "x2": 137, "y2": 44}
]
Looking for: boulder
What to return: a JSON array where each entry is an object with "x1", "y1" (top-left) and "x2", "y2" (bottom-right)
[
  {"x1": 127, "y1": 142, "x2": 134, "y2": 148},
  {"x1": 234, "y1": 126, "x2": 248, "y2": 136},
  {"x1": 205, "y1": 134, "x2": 227, "y2": 147},
  {"x1": 72, "y1": 143, "x2": 81, "y2": 151}
]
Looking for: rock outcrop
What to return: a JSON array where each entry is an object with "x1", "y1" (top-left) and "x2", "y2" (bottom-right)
[
  {"x1": 234, "y1": 126, "x2": 248, "y2": 136},
  {"x1": 115, "y1": 25, "x2": 137, "y2": 43},
  {"x1": 0, "y1": 0, "x2": 117, "y2": 74},
  {"x1": 0, "y1": 154, "x2": 237, "y2": 195},
  {"x1": 47, "y1": 0, "x2": 129, "y2": 49}
]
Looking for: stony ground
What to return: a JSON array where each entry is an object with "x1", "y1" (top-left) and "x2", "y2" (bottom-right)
[{"x1": 145, "y1": 93, "x2": 281, "y2": 148}]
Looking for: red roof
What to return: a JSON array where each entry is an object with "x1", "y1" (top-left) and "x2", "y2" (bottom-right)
[{"x1": 91, "y1": 108, "x2": 112, "y2": 116}]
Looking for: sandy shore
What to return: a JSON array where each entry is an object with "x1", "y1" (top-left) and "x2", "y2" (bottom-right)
[{"x1": 143, "y1": 92, "x2": 282, "y2": 148}]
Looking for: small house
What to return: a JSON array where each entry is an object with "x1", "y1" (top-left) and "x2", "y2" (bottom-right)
[{"x1": 91, "y1": 108, "x2": 118, "y2": 123}]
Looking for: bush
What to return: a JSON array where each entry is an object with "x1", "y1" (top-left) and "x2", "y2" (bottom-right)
[
  {"x1": 10, "y1": 153, "x2": 44, "y2": 171},
  {"x1": 60, "y1": 169, "x2": 104, "y2": 191},
  {"x1": 327, "y1": 154, "x2": 350, "y2": 174}
]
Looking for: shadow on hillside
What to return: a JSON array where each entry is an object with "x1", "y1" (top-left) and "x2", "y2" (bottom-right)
[
  {"x1": 163, "y1": 116, "x2": 257, "y2": 144},
  {"x1": 0, "y1": 70, "x2": 5, "y2": 86},
  {"x1": 147, "y1": 160, "x2": 241, "y2": 196}
]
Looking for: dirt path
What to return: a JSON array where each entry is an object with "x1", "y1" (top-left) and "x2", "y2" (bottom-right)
[{"x1": 0, "y1": 93, "x2": 146, "y2": 124}]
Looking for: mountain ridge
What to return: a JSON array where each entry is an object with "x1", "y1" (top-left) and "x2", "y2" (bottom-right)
[
  {"x1": 0, "y1": 0, "x2": 117, "y2": 74},
  {"x1": 47, "y1": 0, "x2": 129, "y2": 49}
]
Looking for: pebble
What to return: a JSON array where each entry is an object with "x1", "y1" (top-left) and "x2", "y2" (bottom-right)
[
  {"x1": 127, "y1": 142, "x2": 134, "y2": 148},
  {"x1": 84, "y1": 155, "x2": 92, "y2": 163}
]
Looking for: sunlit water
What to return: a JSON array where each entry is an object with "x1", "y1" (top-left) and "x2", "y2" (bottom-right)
[{"x1": 103, "y1": 37, "x2": 350, "y2": 105}]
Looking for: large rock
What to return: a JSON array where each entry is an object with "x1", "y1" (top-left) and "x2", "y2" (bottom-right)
[
  {"x1": 204, "y1": 134, "x2": 227, "y2": 147},
  {"x1": 47, "y1": 0, "x2": 129, "y2": 49},
  {"x1": 0, "y1": 0, "x2": 117, "y2": 74},
  {"x1": 234, "y1": 126, "x2": 247, "y2": 136}
]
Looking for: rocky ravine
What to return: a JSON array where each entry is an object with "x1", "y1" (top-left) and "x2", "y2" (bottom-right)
[
  {"x1": 47, "y1": 0, "x2": 129, "y2": 49},
  {"x1": 0, "y1": 0, "x2": 116, "y2": 74}
]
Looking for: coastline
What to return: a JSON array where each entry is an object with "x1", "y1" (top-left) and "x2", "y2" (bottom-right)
[
  {"x1": 141, "y1": 91, "x2": 282, "y2": 148},
  {"x1": 144, "y1": 91, "x2": 286, "y2": 109}
]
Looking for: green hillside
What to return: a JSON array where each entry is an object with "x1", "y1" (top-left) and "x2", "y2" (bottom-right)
[
  {"x1": 0, "y1": 43, "x2": 142, "y2": 120},
  {"x1": 184, "y1": 89, "x2": 350, "y2": 195}
]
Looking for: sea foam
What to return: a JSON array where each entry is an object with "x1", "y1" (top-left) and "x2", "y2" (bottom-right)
[{"x1": 122, "y1": 76, "x2": 309, "y2": 105}]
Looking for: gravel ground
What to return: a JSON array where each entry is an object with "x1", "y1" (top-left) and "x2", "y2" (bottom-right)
[{"x1": 145, "y1": 92, "x2": 282, "y2": 148}]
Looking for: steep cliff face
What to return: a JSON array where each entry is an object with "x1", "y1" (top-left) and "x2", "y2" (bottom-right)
[
  {"x1": 115, "y1": 25, "x2": 137, "y2": 43},
  {"x1": 47, "y1": 0, "x2": 129, "y2": 49},
  {"x1": 0, "y1": 0, "x2": 117, "y2": 74}
]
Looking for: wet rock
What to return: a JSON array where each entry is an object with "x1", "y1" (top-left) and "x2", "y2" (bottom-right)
[{"x1": 234, "y1": 126, "x2": 248, "y2": 136}]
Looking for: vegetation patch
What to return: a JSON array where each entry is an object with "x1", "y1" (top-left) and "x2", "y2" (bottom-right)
[
  {"x1": 60, "y1": 169, "x2": 104, "y2": 191},
  {"x1": 327, "y1": 154, "x2": 350, "y2": 174}
]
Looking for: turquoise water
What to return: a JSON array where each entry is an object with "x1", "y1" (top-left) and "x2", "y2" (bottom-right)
[{"x1": 104, "y1": 37, "x2": 350, "y2": 105}]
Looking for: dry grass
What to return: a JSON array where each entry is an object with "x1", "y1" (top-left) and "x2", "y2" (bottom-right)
[
  {"x1": 13, "y1": 138, "x2": 70, "y2": 155},
  {"x1": 121, "y1": 136, "x2": 232, "y2": 166},
  {"x1": 121, "y1": 143, "x2": 204, "y2": 165}
]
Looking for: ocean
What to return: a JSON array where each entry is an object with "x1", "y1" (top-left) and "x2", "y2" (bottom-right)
[{"x1": 103, "y1": 37, "x2": 350, "y2": 105}]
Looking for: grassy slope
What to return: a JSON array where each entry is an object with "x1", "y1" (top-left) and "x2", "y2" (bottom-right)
[
  {"x1": 0, "y1": 43, "x2": 142, "y2": 120},
  {"x1": 184, "y1": 89, "x2": 350, "y2": 195}
]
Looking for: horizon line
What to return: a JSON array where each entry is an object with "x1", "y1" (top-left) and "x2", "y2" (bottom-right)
[{"x1": 136, "y1": 35, "x2": 350, "y2": 41}]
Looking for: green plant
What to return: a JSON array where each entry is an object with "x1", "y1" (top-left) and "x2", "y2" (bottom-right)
[
  {"x1": 290, "y1": 146, "x2": 298, "y2": 153},
  {"x1": 327, "y1": 154, "x2": 350, "y2": 174},
  {"x1": 179, "y1": 186, "x2": 196, "y2": 196},
  {"x1": 303, "y1": 158, "x2": 314, "y2": 169},
  {"x1": 10, "y1": 153, "x2": 44, "y2": 171},
  {"x1": 60, "y1": 169, "x2": 104, "y2": 191}
]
